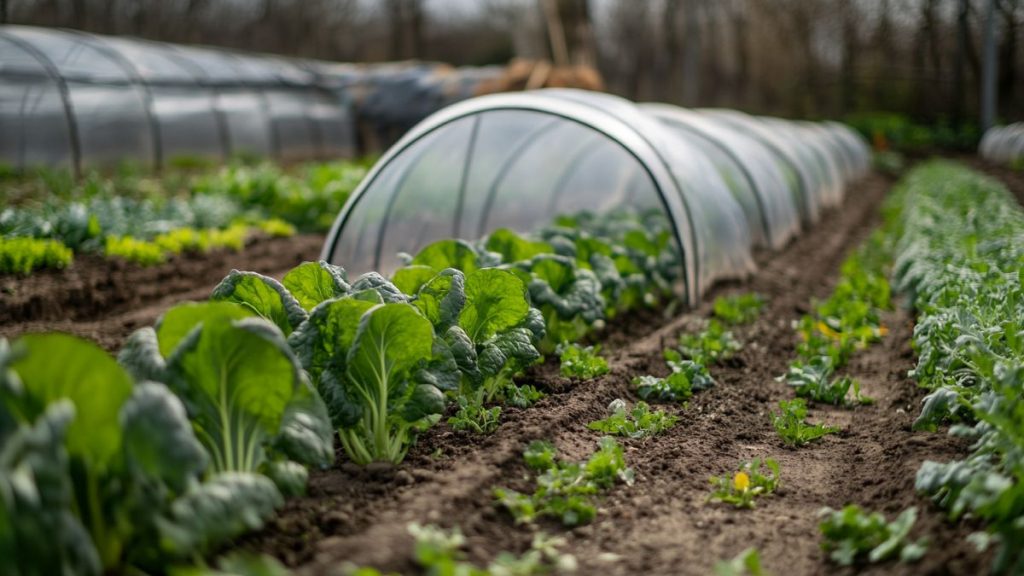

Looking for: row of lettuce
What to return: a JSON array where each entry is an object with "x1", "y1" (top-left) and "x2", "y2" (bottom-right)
[
  {"x1": 0, "y1": 208, "x2": 679, "y2": 574},
  {"x1": 883, "y1": 162, "x2": 1024, "y2": 573},
  {"x1": 0, "y1": 159, "x2": 370, "y2": 274}
]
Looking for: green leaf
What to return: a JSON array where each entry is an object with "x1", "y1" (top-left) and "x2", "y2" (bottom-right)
[
  {"x1": 262, "y1": 460, "x2": 309, "y2": 498},
  {"x1": 158, "y1": 472, "x2": 282, "y2": 556},
  {"x1": 167, "y1": 317, "x2": 302, "y2": 474},
  {"x1": 120, "y1": 382, "x2": 208, "y2": 493},
  {"x1": 413, "y1": 269, "x2": 466, "y2": 330},
  {"x1": 459, "y1": 269, "x2": 530, "y2": 342},
  {"x1": 10, "y1": 333, "x2": 133, "y2": 469},
  {"x1": 117, "y1": 327, "x2": 167, "y2": 383},
  {"x1": 0, "y1": 402, "x2": 102, "y2": 576},
  {"x1": 392, "y1": 265, "x2": 441, "y2": 296},
  {"x1": 273, "y1": 380, "x2": 335, "y2": 469},
  {"x1": 288, "y1": 296, "x2": 377, "y2": 382},
  {"x1": 211, "y1": 271, "x2": 308, "y2": 336},
  {"x1": 155, "y1": 301, "x2": 253, "y2": 358},
  {"x1": 411, "y1": 239, "x2": 482, "y2": 272},
  {"x1": 485, "y1": 228, "x2": 553, "y2": 262},
  {"x1": 282, "y1": 261, "x2": 350, "y2": 311},
  {"x1": 338, "y1": 303, "x2": 438, "y2": 464}
]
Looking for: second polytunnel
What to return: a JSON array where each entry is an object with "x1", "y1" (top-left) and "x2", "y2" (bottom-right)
[{"x1": 322, "y1": 89, "x2": 870, "y2": 307}]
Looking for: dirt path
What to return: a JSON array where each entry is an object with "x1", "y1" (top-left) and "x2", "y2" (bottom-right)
[
  {"x1": 239, "y1": 172, "x2": 986, "y2": 575},
  {"x1": 0, "y1": 234, "x2": 324, "y2": 350}
]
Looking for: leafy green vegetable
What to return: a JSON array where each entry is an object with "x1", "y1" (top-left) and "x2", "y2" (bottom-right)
[
  {"x1": 494, "y1": 437, "x2": 634, "y2": 527},
  {"x1": 485, "y1": 227, "x2": 554, "y2": 262},
  {"x1": 327, "y1": 303, "x2": 445, "y2": 465},
  {"x1": 559, "y1": 343, "x2": 610, "y2": 380},
  {"x1": 211, "y1": 270, "x2": 309, "y2": 336},
  {"x1": 713, "y1": 293, "x2": 765, "y2": 325},
  {"x1": 781, "y1": 356, "x2": 871, "y2": 406},
  {"x1": 676, "y1": 320, "x2": 741, "y2": 366},
  {"x1": 1, "y1": 333, "x2": 238, "y2": 572},
  {"x1": 523, "y1": 255, "x2": 605, "y2": 352},
  {"x1": 120, "y1": 302, "x2": 334, "y2": 481},
  {"x1": 587, "y1": 399, "x2": 677, "y2": 438},
  {"x1": 819, "y1": 505, "x2": 928, "y2": 566},
  {"x1": 448, "y1": 396, "x2": 501, "y2": 434},
  {"x1": 714, "y1": 548, "x2": 768, "y2": 576},
  {"x1": 0, "y1": 236, "x2": 73, "y2": 275},
  {"x1": 708, "y1": 459, "x2": 781, "y2": 509},
  {"x1": 282, "y1": 261, "x2": 350, "y2": 311},
  {"x1": 771, "y1": 398, "x2": 840, "y2": 447}
]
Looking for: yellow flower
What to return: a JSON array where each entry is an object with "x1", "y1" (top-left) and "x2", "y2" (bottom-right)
[
  {"x1": 816, "y1": 321, "x2": 842, "y2": 341},
  {"x1": 733, "y1": 471, "x2": 750, "y2": 492},
  {"x1": 878, "y1": 325, "x2": 890, "y2": 336}
]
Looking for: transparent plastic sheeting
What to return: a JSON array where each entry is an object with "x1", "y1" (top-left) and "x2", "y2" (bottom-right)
[
  {"x1": 322, "y1": 89, "x2": 870, "y2": 306},
  {"x1": 979, "y1": 123, "x2": 1024, "y2": 165},
  {"x1": 0, "y1": 25, "x2": 355, "y2": 173}
]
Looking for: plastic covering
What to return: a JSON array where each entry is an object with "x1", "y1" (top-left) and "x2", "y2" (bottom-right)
[
  {"x1": 323, "y1": 89, "x2": 870, "y2": 306},
  {"x1": 979, "y1": 123, "x2": 1024, "y2": 165},
  {"x1": 0, "y1": 25, "x2": 356, "y2": 173}
]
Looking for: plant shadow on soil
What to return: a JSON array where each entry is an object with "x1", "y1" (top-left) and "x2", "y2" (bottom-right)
[{"x1": 234, "y1": 172, "x2": 993, "y2": 576}]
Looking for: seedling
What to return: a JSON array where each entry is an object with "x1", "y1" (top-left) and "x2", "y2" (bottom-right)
[
  {"x1": 708, "y1": 458, "x2": 781, "y2": 509},
  {"x1": 559, "y1": 343, "x2": 610, "y2": 380},
  {"x1": 714, "y1": 548, "x2": 769, "y2": 576},
  {"x1": 448, "y1": 396, "x2": 502, "y2": 434},
  {"x1": 495, "y1": 437, "x2": 634, "y2": 527},
  {"x1": 713, "y1": 293, "x2": 765, "y2": 325},
  {"x1": 781, "y1": 356, "x2": 872, "y2": 406},
  {"x1": 588, "y1": 399, "x2": 678, "y2": 439},
  {"x1": 677, "y1": 319, "x2": 742, "y2": 365},
  {"x1": 771, "y1": 398, "x2": 840, "y2": 446},
  {"x1": 819, "y1": 505, "x2": 928, "y2": 566}
]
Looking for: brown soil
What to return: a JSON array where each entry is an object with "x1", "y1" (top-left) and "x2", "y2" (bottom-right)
[
  {"x1": 237, "y1": 172, "x2": 988, "y2": 576},
  {"x1": 0, "y1": 234, "x2": 324, "y2": 350}
]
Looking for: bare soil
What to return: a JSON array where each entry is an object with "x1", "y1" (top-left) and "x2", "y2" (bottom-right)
[
  {"x1": 0, "y1": 234, "x2": 324, "y2": 350},
  {"x1": 236, "y1": 172, "x2": 989, "y2": 576}
]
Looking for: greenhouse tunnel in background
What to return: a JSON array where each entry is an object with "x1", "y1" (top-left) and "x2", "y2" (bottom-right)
[
  {"x1": 0, "y1": 24, "x2": 356, "y2": 174},
  {"x1": 979, "y1": 123, "x2": 1024, "y2": 166},
  {"x1": 322, "y1": 88, "x2": 870, "y2": 307}
]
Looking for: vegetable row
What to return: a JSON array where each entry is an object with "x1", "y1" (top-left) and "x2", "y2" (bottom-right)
[
  {"x1": 0, "y1": 159, "x2": 369, "y2": 274},
  {"x1": 886, "y1": 162, "x2": 1024, "y2": 573}
]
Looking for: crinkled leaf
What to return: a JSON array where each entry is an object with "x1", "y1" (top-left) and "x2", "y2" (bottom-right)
[
  {"x1": 273, "y1": 379, "x2": 334, "y2": 469},
  {"x1": 262, "y1": 460, "x2": 308, "y2": 498},
  {"x1": 0, "y1": 402, "x2": 102, "y2": 576},
  {"x1": 413, "y1": 268, "x2": 466, "y2": 330},
  {"x1": 211, "y1": 270, "x2": 308, "y2": 336},
  {"x1": 460, "y1": 268, "x2": 531, "y2": 342},
  {"x1": 120, "y1": 382, "x2": 207, "y2": 493},
  {"x1": 158, "y1": 472, "x2": 282, "y2": 556},
  {"x1": 288, "y1": 296, "x2": 376, "y2": 381},
  {"x1": 282, "y1": 261, "x2": 350, "y2": 311},
  {"x1": 350, "y1": 272, "x2": 408, "y2": 303},
  {"x1": 117, "y1": 327, "x2": 167, "y2": 384}
]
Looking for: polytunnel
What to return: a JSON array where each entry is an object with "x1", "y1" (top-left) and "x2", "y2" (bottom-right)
[
  {"x1": 0, "y1": 24, "x2": 355, "y2": 174},
  {"x1": 979, "y1": 123, "x2": 1024, "y2": 165},
  {"x1": 323, "y1": 88, "x2": 871, "y2": 307}
]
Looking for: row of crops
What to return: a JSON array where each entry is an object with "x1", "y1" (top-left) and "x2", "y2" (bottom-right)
[
  {"x1": 886, "y1": 162, "x2": 1024, "y2": 573},
  {"x1": 0, "y1": 160, "x2": 369, "y2": 274}
]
